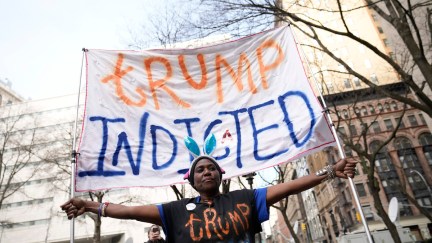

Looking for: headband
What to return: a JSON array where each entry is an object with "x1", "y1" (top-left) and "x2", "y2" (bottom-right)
[{"x1": 183, "y1": 134, "x2": 225, "y2": 186}]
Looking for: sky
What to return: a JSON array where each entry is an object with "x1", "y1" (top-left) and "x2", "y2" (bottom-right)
[{"x1": 0, "y1": 0, "x2": 155, "y2": 100}]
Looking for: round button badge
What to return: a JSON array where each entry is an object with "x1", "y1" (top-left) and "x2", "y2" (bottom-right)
[{"x1": 186, "y1": 203, "x2": 196, "y2": 211}]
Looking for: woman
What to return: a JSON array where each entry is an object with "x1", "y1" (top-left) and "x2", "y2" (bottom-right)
[{"x1": 61, "y1": 136, "x2": 357, "y2": 242}]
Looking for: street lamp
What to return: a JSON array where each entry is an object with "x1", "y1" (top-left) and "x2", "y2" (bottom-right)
[
  {"x1": 409, "y1": 170, "x2": 432, "y2": 199},
  {"x1": 242, "y1": 172, "x2": 257, "y2": 189}
]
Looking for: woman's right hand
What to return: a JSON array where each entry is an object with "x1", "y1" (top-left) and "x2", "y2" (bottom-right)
[{"x1": 60, "y1": 198, "x2": 87, "y2": 219}]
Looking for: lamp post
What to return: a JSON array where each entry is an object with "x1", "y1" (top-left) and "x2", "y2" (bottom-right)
[
  {"x1": 409, "y1": 170, "x2": 432, "y2": 199},
  {"x1": 242, "y1": 172, "x2": 257, "y2": 189}
]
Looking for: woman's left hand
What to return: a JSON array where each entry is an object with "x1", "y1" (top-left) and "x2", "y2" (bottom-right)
[{"x1": 333, "y1": 158, "x2": 357, "y2": 179}]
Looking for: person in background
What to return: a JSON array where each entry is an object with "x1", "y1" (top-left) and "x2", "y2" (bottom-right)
[{"x1": 146, "y1": 225, "x2": 166, "y2": 243}]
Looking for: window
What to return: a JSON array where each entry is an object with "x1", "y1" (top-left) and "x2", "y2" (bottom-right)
[
  {"x1": 419, "y1": 133, "x2": 432, "y2": 145},
  {"x1": 395, "y1": 137, "x2": 420, "y2": 168},
  {"x1": 408, "y1": 115, "x2": 418, "y2": 126},
  {"x1": 419, "y1": 113, "x2": 426, "y2": 124},
  {"x1": 391, "y1": 101, "x2": 398, "y2": 110},
  {"x1": 344, "y1": 79, "x2": 352, "y2": 88},
  {"x1": 356, "y1": 183, "x2": 367, "y2": 197},
  {"x1": 384, "y1": 119, "x2": 394, "y2": 131},
  {"x1": 395, "y1": 117, "x2": 405, "y2": 128},
  {"x1": 409, "y1": 174, "x2": 428, "y2": 190},
  {"x1": 343, "y1": 109, "x2": 349, "y2": 119},
  {"x1": 369, "y1": 105, "x2": 375, "y2": 114},
  {"x1": 349, "y1": 124, "x2": 357, "y2": 136},
  {"x1": 375, "y1": 156, "x2": 391, "y2": 172},
  {"x1": 354, "y1": 107, "x2": 360, "y2": 115},
  {"x1": 370, "y1": 74, "x2": 379, "y2": 84},
  {"x1": 370, "y1": 140, "x2": 386, "y2": 154},
  {"x1": 419, "y1": 197, "x2": 431, "y2": 207},
  {"x1": 371, "y1": 121, "x2": 381, "y2": 133},
  {"x1": 362, "y1": 205, "x2": 374, "y2": 221},
  {"x1": 419, "y1": 133, "x2": 432, "y2": 165},
  {"x1": 377, "y1": 103, "x2": 383, "y2": 112},
  {"x1": 353, "y1": 77, "x2": 361, "y2": 87},
  {"x1": 394, "y1": 137, "x2": 412, "y2": 149},
  {"x1": 386, "y1": 178, "x2": 401, "y2": 191},
  {"x1": 361, "y1": 106, "x2": 368, "y2": 116},
  {"x1": 384, "y1": 102, "x2": 391, "y2": 111}
]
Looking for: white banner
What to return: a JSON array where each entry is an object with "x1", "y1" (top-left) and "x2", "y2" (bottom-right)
[{"x1": 76, "y1": 26, "x2": 335, "y2": 191}]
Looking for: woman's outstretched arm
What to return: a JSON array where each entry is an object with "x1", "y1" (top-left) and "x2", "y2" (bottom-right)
[
  {"x1": 266, "y1": 158, "x2": 357, "y2": 205},
  {"x1": 60, "y1": 198, "x2": 162, "y2": 226}
]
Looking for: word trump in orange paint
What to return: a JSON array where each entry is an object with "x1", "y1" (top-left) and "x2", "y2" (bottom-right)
[
  {"x1": 99, "y1": 38, "x2": 285, "y2": 110},
  {"x1": 184, "y1": 203, "x2": 251, "y2": 241}
]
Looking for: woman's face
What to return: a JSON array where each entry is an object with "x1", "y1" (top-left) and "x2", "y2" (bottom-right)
[{"x1": 193, "y1": 158, "x2": 221, "y2": 193}]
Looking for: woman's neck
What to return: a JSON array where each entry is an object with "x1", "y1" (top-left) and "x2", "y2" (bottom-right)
[{"x1": 199, "y1": 191, "x2": 220, "y2": 202}]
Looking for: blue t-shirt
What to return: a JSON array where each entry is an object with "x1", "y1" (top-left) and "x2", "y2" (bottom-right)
[{"x1": 156, "y1": 188, "x2": 269, "y2": 243}]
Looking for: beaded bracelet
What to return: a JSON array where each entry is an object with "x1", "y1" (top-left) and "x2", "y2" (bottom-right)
[{"x1": 315, "y1": 164, "x2": 336, "y2": 182}]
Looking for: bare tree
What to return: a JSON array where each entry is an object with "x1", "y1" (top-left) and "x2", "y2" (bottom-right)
[
  {"x1": 128, "y1": 0, "x2": 204, "y2": 49},
  {"x1": 258, "y1": 164, "x2": 302, "y2": 243},
  {"x1": 45, "y1": 119, "x2": 155, "y2": 243},
  {"x1": 0, "y1": 105, "x2": 49, "y2": 210},
  {"x1": 185, "y1": 0, "x2": 432, "y2": 119},
  {"x1": 325, "y1": 82, "x2": 432, "y2": 242}
]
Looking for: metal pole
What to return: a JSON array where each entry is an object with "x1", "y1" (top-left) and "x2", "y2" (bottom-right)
[
  {"x1": 69, "y1": 48, "x2": 86, "y2": 243},
  {"x1": 410, "y1": 170, "x2": 432, "y2": 198},
  {"x1": 287, "y1": 25, "x2": 374, "y2": 243}
]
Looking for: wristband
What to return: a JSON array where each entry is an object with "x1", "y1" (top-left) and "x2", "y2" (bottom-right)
[
  {"x1": 101, "y1": 202, "x2": 110, "y2": 217},
  {"x1": 98, "y1": 203, "x2": 104, "y2": 218},
  {"x1": 315, "y1": 164, "x2": 336, "y2": 182}
]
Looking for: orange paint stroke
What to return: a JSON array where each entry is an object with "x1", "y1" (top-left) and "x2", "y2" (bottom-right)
[
  {"x1": 237, "y1": 203, "x2": 250, "y2": 230},
  {"x1": 227, "y1": 211, "x2": 246, "y2": 235},
  {"x1": 185, "y1": 213, "x2": 203, "y2": 241},
  {"x1": 256, "y1": 39, "x2": 285, "y2": 89},
  {"x1": 144, "y1": 56, "x2": 191, "y2": 110},
  {"x1": 217, "y1": 217, "x2": 230, "y2": 235},
  {"x1": 101, "y1": 53, "x2": 147, "y2": 106},
  {"x1": 215, "y1": 54, "x2": 244, "y2": 103},
  {"x1": 203, "y1": 208, "x2": 223, "y2": 240},
  {"x1": 238, "y1": 53, "x2": 258, "y2": 94},
  {"x1": 178, "y1": 54, "x2": 208, "y2": 89}
]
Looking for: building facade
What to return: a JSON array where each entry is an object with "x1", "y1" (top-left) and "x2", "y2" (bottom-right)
[
  {"x1": 0, "y1": 94, "x2": 180, "y2": 242},
  {"x1": 0, "y1": 77, "x2": 23, "y2": 105},
  {"x1": 278, "y1": 83, "x2": 432, "y2": 242}
]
